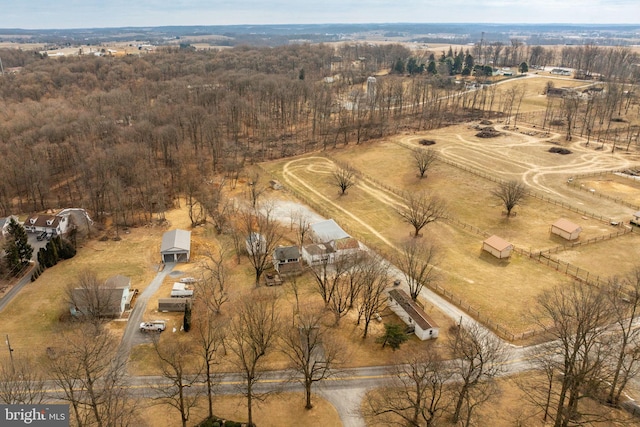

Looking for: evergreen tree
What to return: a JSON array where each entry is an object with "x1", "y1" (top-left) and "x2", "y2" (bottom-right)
[
  {"x1": 427, "y1": 61, "x2": 438, "y2": 75},
  {"x1": 393, "y1": 58, "x2": 406, "y2": 74},
  {"x1": 376, "y1": 323, "x2": 409, "y2": 351},
  {"x1": 4, "y1": 218, "x2": 32, "y2": 275},
  {"x1": 464, "y1": 52, "x2": 474, "y2": 70},
  {"x1": 519, "y1": 61, "x2": 529, "y2": 73}
]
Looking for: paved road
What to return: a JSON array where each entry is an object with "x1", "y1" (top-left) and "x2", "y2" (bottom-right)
[{"x1": 117, "y1": 263, "x2": 175, "y2": 360}]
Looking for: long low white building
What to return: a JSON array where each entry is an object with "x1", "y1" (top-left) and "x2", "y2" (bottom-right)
[{"x1": 387, "y1": 289, "x2": 439, "y2": 340}]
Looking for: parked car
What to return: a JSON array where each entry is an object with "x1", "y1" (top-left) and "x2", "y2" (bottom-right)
[{"x1": 140, "y1": 320, "x2": 166, "y2": 332}]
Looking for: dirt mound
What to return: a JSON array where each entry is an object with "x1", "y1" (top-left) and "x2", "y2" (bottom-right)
[
  {"x1": 476, "y1": 126, "x2": 502, "y2": 138},
  {"x1": 419, "y1": 139, "x2": 436, "y2": 146},
  {"x1": 548, "y1": 147, "x2": 572, "y2": 155},
  {"x1": 479, "y1": 120, "x2": 493, "y2": 125}
]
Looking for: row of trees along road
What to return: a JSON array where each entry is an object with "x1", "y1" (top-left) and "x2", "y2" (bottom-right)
[{"x1": 0, "y1": 42, "x2": 637, "y2": 224}]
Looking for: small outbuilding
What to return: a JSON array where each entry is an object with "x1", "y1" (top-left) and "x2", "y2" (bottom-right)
[
  {"x1": 482, "y1": 235, "x2": 514, "y2": 259},
  {"x1": 551, "y1": 218, "x2": 582, "y2": 241},
  {"x1": 161, "y1": 229, "x2": 191, "y2": 263},
  {"x1": 387, "y1": 289, "x2": 439, "y2": 340},
  {"x1": 631, "y1": 211, "x2": 640, "y2": 227},
  {"x1": 158, "y1": 298, "x2": 191, "y2": 312}
]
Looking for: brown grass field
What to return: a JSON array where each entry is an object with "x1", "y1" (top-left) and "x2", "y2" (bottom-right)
[{"x1": 262, "y1": 117, "x2": 640, "y2": 336}]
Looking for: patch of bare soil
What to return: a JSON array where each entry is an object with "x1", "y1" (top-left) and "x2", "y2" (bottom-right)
[{"x1": 419, "y1": 139, "x2": 436, "y2": 146}]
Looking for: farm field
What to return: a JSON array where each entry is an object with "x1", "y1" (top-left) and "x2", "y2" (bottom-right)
[{"x1": 263, "y1": 120, "x2": 640, "y2": 337}]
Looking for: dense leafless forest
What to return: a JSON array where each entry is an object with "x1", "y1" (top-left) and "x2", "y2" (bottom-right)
[{"x1": 0, "y1": 42, "x2": 638, "y2": 225}]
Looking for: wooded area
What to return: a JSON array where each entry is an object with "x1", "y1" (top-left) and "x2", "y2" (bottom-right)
[{"x1": 0, "y1": 42, "x2": 638, "y2": 226}]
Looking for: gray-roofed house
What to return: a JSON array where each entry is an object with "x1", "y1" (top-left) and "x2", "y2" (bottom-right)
[
  {"x1": 301, "y1": 243, "x2": 336, "y2": 266},
  {"x1": 551, "y1": 218, "x2": 582, "y2": 241},
  {"x1": 272, "y1": 245, "x2": 302, "y2": 274},
  {"x1": 387, "y1": 289, "x2": 439, "y2": 340},
  {"x1": 70, "y1": 274, "x2": 132, "y2": 318},
  {"x1": 161, "y1": 229, "x2": 191, "y2": 263},
  {"x1": 310, "y1": 219, "x2": 350, "y2": 243}
]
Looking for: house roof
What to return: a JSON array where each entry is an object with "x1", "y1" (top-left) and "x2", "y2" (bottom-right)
[
  {"x1": 161, "y1": 229, "x2": 191, "y2": 253},
  {"x1": 104, "y1": 274, "x2": 131, "y2": 289},
  {"x1": 333, "y1": 237, "x2": 360, "y2": 251},
  {"x1": 71, "y1": 287, "x2": 127, "y2": 314},
  {"x1": 552, "y1": 218, "x2": 582, "y2": 234},
  {"x1": 388, "y1": 289, "x2": 438, "y2": 331},
  {"x1": 483, "y1": 235, "x2": 513, "y2": 252},
  {"x1": 274, "y1": 245, "x2": 300, "y2": 260},
  {"x1": 310, "y1": 219, "x2": 350, "y2": 242},
  {"x1": 24, "y1": 214, "x2": 62, "y2": 229},
  {"x1": 634, "y1": 211, "x2": 640, "y2": 218},
  {"x1": 303, "y1": 243, "x2": 335, "y2": 256}
]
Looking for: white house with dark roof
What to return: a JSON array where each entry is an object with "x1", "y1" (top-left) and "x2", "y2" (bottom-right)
[
  {"x1": 161, "y1": 229, "x2": 191, "y2": 263},
  {"x1": 387, "y1": 289, "x2": 439, "y2": 340},
  {"x1": 551, "y1": 218, "x2": 582, "y2": 241}
]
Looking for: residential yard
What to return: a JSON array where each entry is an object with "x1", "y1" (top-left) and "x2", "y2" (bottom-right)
[{"x1": 136, "y1": 393, "x2": 342, "y2": 427}]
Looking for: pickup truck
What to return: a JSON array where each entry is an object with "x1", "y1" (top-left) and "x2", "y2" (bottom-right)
[{"x1": 140, "y1": 321, "x2": 166, "y2": 332}]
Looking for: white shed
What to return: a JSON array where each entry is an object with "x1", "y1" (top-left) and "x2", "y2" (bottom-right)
[
  {"x1": 482, "y1": 235, "x2": 514, "y2": 259},
  {"x1": 551, "y1": 218, "x2": 582, "y2": 241},
  {"x1": 387, "y1": 289, "x2": 439, "y2": 340},
  {"x1": 161, "y1": 229, "x2": 191, "y2": 263}
]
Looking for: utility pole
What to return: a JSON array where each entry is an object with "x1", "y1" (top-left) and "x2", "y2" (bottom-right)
[
  {"x1": 5, "y1": 334, "x2": 14, "y2": 373},
  {"x1": 0, "y1": 56, "x2": 4, "y2": 76}
]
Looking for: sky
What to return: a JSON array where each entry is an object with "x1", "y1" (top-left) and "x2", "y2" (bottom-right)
[{"x1": 0, "y1": 0, "x2": 639, "y2": 29}]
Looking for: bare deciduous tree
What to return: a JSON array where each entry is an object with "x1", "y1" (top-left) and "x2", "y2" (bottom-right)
[
  {"x1": 332, "y1": 164, "x2": 356, "y2": 196},
  {"x1": 532, "y1": 282, "x2": 613, "y2": 427},
  {"x1": 395, "y1": 240, "x2": 440, "y2": 301},
  {"x1": 49, "y1": 324, "x2": 136, "y2": 427},
  {"x1": 357, "y1": 254, "x2": 390, "y2": 339},
  {"x1": 449, "y1": 322, "x2": 508, "y2": 426},
  {"x1": 363, "y1": 347, "x2": 452, "y2": 427},
  {"x1": 398, "y1": 191, "x2": 446, "y2": 237},
  {"x1": 280, "y1": 307, "x2": 344, "y2": 409},
  {"x1": 291, "y1": 209, "x2": 312, "y2": 247},
  {"x1": 152, "y1": 338, "x2": 202, "y2": 427},
  {"x1": 228, "y1": 291, "x2": 281, "y2": 427},
  {"x1": 247, "y1": 171, "x2": 266, "y2": 209},
  {"x1": 603, "y1": 269, "x2": 640, "y2": 406},
  {"x1": 413, "y1": 148, "x2": 437, "y2": 179},
  {"x1": 66, "y1": 270, "x2": 120, "y2": 324},
  {"x1": 192, "y1": 299, "x2": 227, "y2": 420},
  {"x1": 492, "y1": 180, "x2": 526, "y2": 217},
  {"x1": 197, "y1": 245, "x2": 230, "y2": 314},
  {"x1": 241, "y1": 204, "x2": 284, "y2": 286},
  {"x1": 0, "y1": 357, "x2": 46, "y2": 405}
]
